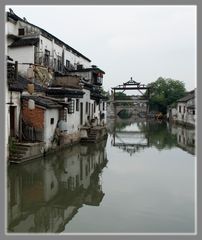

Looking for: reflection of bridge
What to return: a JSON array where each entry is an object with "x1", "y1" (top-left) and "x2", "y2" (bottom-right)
[
  {"x1": 108, "y1": 77, "x2": 151, "y2": 118},
  {"x1": 112, "y1": 129, "x2": 150, "y2": 155}
]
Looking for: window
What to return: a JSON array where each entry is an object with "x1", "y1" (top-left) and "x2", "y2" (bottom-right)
[
  {"x1": 179, "y1": 105, "x2": 181, "y2": 113},
  {"x1": 57, "y1": 56, "x2": 62, "y2": 72},
  {"x1": 94, "y1": 102, "x2": 96, "y2": 113},
  {"x1": 103, "y1": 102, "x2": 105, "y2": 111},
  {"x1": 68, "y1": 99, "x2": 75, "y2": 114},
  {"x1": 184, "y1": 106, "x2": 186, "y2": 113},
  {"x1": 89, "y1": 103, "x2": 90, "y2": 115},
  {"x1": 54, "y1": 58, "x2": 56, "y2": 69},
  {"x1": 44, "y1": 49, "x2": 50, "y2": 66},
  {"x1": 86, "y1": 102, "x2": 88, "y2": 114},
  {"x1": 76, "y1": 99, "x2": 79, "y2": 111},
  {"x1": 193, "y1": 110, "x2": 195, "y2": 115},
  {"x1": 18, "y1": 28, "x2": 25, "y2": 36},
  {"x1": 66, "y1": 60, "x2": 70, "y2": 69},
  {"x1": 50, "y1": 118, "x2": 54, "y2": 125},
  {"x1": 59, "y1": 108, "x2": 67, "y2": 121}
]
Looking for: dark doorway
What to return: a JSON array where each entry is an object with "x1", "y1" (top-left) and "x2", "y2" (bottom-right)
[
  {"x1": 80, "y1": 102, "x2": 83, "y2": 125},
  {"x1": 10, "y1": 106, "x2": 16, "y2": 137}
]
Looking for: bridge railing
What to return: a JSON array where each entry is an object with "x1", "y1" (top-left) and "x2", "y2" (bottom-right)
[{"x1": 114, "y1": 95, "x2": 147, "y2": 101}]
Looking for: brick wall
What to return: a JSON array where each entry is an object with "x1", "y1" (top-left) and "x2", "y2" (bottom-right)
[{"x1": 22, "y1": 100, "x2": 45, "y2": 129}]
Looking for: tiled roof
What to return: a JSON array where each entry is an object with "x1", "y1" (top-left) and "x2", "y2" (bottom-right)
[
  {"x1": 9, "y1": 37, "x2": 39, "y2": 48},
  {"x1": 177, "y1": 92, "x2": 195, "y2": 103},
  {"x1": 69, "y1": 67, "x2": 105, "y2": 74},
  {"x1": 22, "y1": 95, "x2": 63, "y2": 109},
  {"x1": 46, "y1": 87, "x2": 84, "y2": 98},
  {"x1": 8, "y1": 75, "x2": 45, "y2": 92}
]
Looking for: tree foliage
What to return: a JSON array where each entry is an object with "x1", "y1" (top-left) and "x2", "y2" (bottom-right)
[{"x1": 147, "y1": 77, "x2": 186, "y2": 114}]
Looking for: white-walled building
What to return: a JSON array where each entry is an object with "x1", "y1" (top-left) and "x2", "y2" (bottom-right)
[
  {"x1": 6, "y1": 10, "x2": 91, "y2": 78},
  {"x1": 6, "y1": 9, "x2": 108, "y2": 161},
  {"x1": 176, "y1": 89, "x2": 196, "y2": 127}
]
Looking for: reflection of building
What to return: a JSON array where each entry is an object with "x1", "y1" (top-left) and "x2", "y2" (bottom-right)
[
  {"x1": 7, "y1": 139, "x2": 107, "y2": 233},
  {"x1": 170, "y1": 124, "x2": 195, "y2": 155},
  {"x1": 108, "y1": 119, "x2": 194, "y2": 155}
]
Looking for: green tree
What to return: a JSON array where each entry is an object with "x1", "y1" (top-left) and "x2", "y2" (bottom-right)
[{"x1": 147, "y1": 77, "x2": 186, "y2": 114}]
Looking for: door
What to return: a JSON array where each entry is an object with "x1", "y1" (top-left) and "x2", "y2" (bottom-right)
[
  {"x1": 80, "y1": 102, "x2": 83, "y2": 125},
  {"x1": 10, "y1": 106, "x2": 16, "y2": 137}
]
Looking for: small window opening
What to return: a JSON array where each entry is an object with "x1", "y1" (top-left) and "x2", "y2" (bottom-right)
[{"x1": 50, "y1": 118, "x2": 54, "y2": 125}]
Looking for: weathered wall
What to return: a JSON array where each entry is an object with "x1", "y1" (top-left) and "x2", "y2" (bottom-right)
[
  {"x1": 22, "y1": 100, "x2": 45, "y2": 128},
  {"x1": 7, "y1": 15, "x2": 91, "y2": 76},
  {"x1": 69, "y1": 71, "x2": 92, "y2": 81},
  {"x1": 176, "y1": 100, "x2": 195, "y2": 126},
  {"x1": 8, "y1": 46, "x2": 35, "y2": 76},
  {"x1": 6, "y1": 91, "x2": 21, "y2": 140},
  {"x1": 44, "y1": 109, "x2": 59, "y2": 149},
  {"x1": 53, "y1": 75, "x2": 80, "y2": 88}
]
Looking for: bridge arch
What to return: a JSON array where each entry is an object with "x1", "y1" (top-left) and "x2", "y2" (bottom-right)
[{"x1": 110, "y1": 77, "x2": 151, "y2": 118}]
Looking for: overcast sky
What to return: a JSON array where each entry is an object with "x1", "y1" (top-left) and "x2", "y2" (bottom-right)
[{"x1": 6, "y1": 5, "x2": 196, "y2": 92}]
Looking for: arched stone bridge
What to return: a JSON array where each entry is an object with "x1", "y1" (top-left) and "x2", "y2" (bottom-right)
[
  {"x1": 107, "y1": 78, "x2": 150, "y2": 118},
  {"x1": 107, "y1": 99, "x2": 148, "y2": 118}
]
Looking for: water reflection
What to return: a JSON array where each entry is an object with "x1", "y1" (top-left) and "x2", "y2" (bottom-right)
[
  {"x1": 7, "y1": 139, "x2": 108, "y2": 233},
  {"x1": 8, "y1": 119, "x2": 195, "y2": 233},
  {"x1": 107, "y1": 118, "x2": 195, "y2": 156}
]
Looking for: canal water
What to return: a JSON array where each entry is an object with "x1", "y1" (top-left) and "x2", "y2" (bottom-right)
[{"x1": 7, "y1": 119, "x2": 196, "y2": 234}]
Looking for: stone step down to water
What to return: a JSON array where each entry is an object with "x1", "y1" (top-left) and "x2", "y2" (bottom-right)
[
  {"x1": 80, "y1": 127, "x2": 108, "y2": 143},
  {"x1": 9, "y1": 142, "x2": 45, "y2": 164}
]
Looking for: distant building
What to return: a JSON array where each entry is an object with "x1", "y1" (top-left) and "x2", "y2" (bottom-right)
[
  {"x1": 176, "y1": 89, "x2": 196, "y2": 127},
  {"x1": 167, "y1": 89, "x2": 196, "y2": 128}
]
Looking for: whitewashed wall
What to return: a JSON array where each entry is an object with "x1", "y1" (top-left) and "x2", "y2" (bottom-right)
[
  {"x1": 6, "y1": 21, "x2": 18, "y2": 37},
  {"x1": 8, "y1": 46, "x2": 35, "y2": 76},
  {"x1": 177, "y1": 99, "x2": 195, "y2": 126},
  {"x1": 64, "y1": 47, "x2": 91, "y2": 69},
  {"x1": 66, "y1": 101, "x2": 80, "y2": 133},
  {"x1": 69, "y1": 71, "x2": 92, "y2": 81},
  {"x1": 7, "y1": 16, "x2": 91, "y2": 74},
  {"x1": 39, "y1": 35, "x2": 54, "y2": 55},
  {"x1": 6, "y1": 91, "x2": 21, "y2": 140},
  {"x1": 5, "y1": 86, "x2": 9, "y2": 155},
  {"x1": 44, "y1": 108, "x2": 59, "y2": 149},
  {"x1": 177, "y1": 102, "x2": 186, "y2": 122}
]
